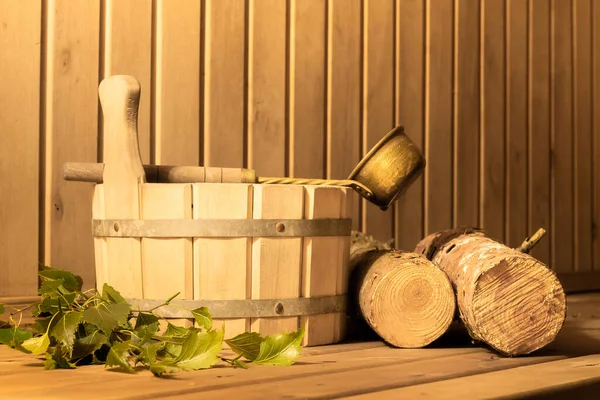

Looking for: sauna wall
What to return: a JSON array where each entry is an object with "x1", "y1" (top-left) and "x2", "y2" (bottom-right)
[{"x1": 1, "y1": 0, "x2": 599, "y2": 296}]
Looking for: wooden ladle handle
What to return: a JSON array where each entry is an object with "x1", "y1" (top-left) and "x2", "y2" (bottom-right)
[{"x1": 98, "y1": 75, "x2": 146, "y2": 185}]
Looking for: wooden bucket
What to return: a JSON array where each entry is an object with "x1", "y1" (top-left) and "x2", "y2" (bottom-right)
[{"x1": 91, "y1": 75, "x2": 353, "y2": 346}]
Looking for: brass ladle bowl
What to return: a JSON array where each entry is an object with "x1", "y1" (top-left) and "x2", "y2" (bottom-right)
[
  {"x1": 259, "y1": 125, "x2": 425, "y2": 211},
  {"x1": 348, "y1": 125, "x2": 425, "y2": 210}
]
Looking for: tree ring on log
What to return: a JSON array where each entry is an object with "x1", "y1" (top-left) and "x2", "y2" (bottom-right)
[{"x1": 351, "y1": 250, "x2": 456, "y2": 348}]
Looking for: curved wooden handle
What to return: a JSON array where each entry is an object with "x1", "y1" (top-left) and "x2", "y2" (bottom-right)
[{"x1": 98, "y1": 75, "x2": 146, "y2": 185}]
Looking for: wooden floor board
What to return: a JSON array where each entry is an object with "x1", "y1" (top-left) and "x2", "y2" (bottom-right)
[
  {"x1": 1, "y1": 347, "x2": 480, "y2": 398},
  {"x1": 346, "y1": 355, "x2": 600, "y2": 400},
  {"x1": 1, "y1": 292, "x2": 600, "y2": 399}
]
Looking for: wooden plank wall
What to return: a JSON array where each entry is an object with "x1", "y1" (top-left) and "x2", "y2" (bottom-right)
[{"x1": 0, "y1": 0, "x2": 599, "y2": 296}]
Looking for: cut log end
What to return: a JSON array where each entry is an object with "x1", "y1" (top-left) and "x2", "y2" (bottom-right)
[
  {"x1": 353, "y1": 251, "x2": 456, "y2": 348},
  {"x1": 471, "y1": 258, "x2": 566, "y2": 356}
]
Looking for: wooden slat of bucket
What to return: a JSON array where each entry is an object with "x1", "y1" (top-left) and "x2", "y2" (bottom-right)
[
  {"x1": 141, "y1": 183, "x2": 194, "y2": 329},
  {"x1": 193, "y1": 183, "x2": 253, "y2": 338},
  {"x1": 98, "y1": 75, "x2": 146, "y2": 298},
  {"x1": 334, "y1": 187, "x2": 353, "y2": 342},
  {"x1": 251, "y1": 185, "x2": 304, "y2": 335},
  {"x1": 301, "y1": 187, "x2": 342, "y2": 346}
]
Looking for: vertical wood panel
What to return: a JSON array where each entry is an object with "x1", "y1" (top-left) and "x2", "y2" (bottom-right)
[
  {"x1": 480, "y1": 0, "x2": 506, "y2": 242},
  {"x1": 247, "y1": 0, "x2": 287, "y2": 178},
  {"x1": 573, "y1": 0, "x2": 593, "y2": 272},
  {"x1": 594, "y1": 1, "x2": 600, "y2": 270},
  {"x1": 505, "y1": 0, "x2": 528, "y2": 248},
  {"x1": 453, "y1": 0, "x2": 480, "y2": 229},
  {"x1": 103, "y1": 0, "x2": 152, "y2": 164},
  {"x1": 0, "y1": 1, "x2": 41, "y2": 296},
  {"x1": 45, "y1": 0, "x2": 100, "y2": 289},
  {"x1": 395, "y1": 0, "x2": 425, "y2": 250},
  {"x1": 550, "y1": 0, "x2": 573, "y2": 271},
  {"x1": 289, "y1": 0, "x2": 326, "y2": 179},
  {"x1": 362, "y1": 0, "x2": 395, "y2": 242},
  {"x1": 154, "y1": 0, "x2": 201, "y2": 165},
  {"x1": 529, "y1": 0, "x2": 551, "y2": 267},
  {"x1": 203, "y1": 0, "x2": 245, "y2": 168},
  {"x1": 327, "y1": 0, "x2": 361, "y2": 231},
  {"x1": 424, "y1": 0, "x2": 453, "y2": 235}
]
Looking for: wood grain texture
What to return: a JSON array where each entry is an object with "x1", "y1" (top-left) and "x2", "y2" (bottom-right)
[
  {"x1": 91, "y1": 185, "x2": 108, "y2": 291},
  {"x1": 250, "y1": 185, "x2": 303, "y2": 335},
  {"x1": 326, "y1": 0, "x2": 361, "y2": 231},
  {"x1": 45, "y1": 0, "x2": 100, "y2": 289},
  {"x1": 141, "y1": 183, "x2": 193, "y2": 328},
  {"x1": 573, "y1": 0, "x2": 593, "y2": 272},
  {"x1": 193, "y1": 183, "x2": 252, "y2": 338},
  {"x1": 528, "y1": 0, "x2": 550, "y2": 266},
  {"x1": 301, "y1": 186, "x2": 342, "y2": 346},
  {"x1": 98, "y1": 75, "x2": 146, "y2": 299},
  {"x1": 203, "y1": 0, "x2": 245, "y2": 168},
  {"x1": 453, "y1": 0, "x2": 480, "y2": 229},
  {"x1": 103, "y1": 0, "x2": 152, "y2": 164},
  {"x1": 349, "y1": 355, "x2": 600, "y2": 399},
  {"x1": 480, "y1": 0, "x2": 506, "y2": 243},
  {"x1": 394, "y1": 0, "x2": 425, "y2": 250},
  {"x1": 594, "y1": 0, "x2": 600, "y2": 271},
  {"x1": 0, "y1": 1, "x2": 41, "y2": 296},
  {"x1": 289, "y1": 0, "x2": 326, "y2": 179},
  {"x1": 154, "y1": 0, "x2": 201, "y2": 166},
  {"x1": 247, "y1": 0, "x2": 287, "y2": 178},
  {"x1": 505, "y1": 0, "x2": 528, "y2": 248},
  {"x1": 362, "y1": 0, "x2": 395, "y2": 243},
  {"x1": 3, "y1": 0, "x2": 600, "y2": 297},
  {"x1": 550, "y1": 0, "x2": 573, "y2": 271},
  {"x1": 424, "y1": 0, "x2": 453, "y2": 235}
]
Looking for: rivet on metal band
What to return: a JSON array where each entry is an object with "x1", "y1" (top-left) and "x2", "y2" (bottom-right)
[
  {"x1": 125, "y1": 295, "x2": 347, "y2": 319},
  {"x1": 92, "y1": 218, "x2": 352, "y2": 238}
]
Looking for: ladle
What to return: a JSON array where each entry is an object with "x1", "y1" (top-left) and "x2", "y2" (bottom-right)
[{"x1": 63, "y1": 78, "x2": 425, "y2": 211}]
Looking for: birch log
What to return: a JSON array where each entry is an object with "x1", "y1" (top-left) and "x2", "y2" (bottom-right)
[
  {"x1": 348, "y1": 244, "x2": 456, "y2": 348},
  {"x1": 414, "y1": 227, "x2": 566, "y2": 356}
]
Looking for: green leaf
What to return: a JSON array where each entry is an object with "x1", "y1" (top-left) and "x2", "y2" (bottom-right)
[
  {"x1": 191, "y1": 307, "x2": 212, "y2": 331},
  {"x1": 106, "y1": 341, "x2": 135, "y2": 374},
  {"x1": 134, "y1": 312, "x2": 160, "y2": 329},
  {"x1": 225, "y1": 332, "x2": 262, "y2": 361},
  {"x1": 36, "y1": 293, "x2": 77, "y2": 315},
  {"x1": 51, "y1": 311, "x2": 83, "y2": 351},
  {"x1": 163, "y1": 322, "x2": 188, "y2": 338},
  {"x1": 82, "y1": 303, "x2": 131, "y2": 335},
  {"x1": 0, "y1": 327, "x2": 33, "y2": 347},
  {"x1": 253, "y1": 327, "x2": 304, "y2": 366},
  {"x1": 21, "y1": 333, "x2": 50, "y2": 355},
  {"x1": 136, "y1": 342, "x2": 163, "y2": 366},
  {"x1": 72, "y1": 330, "x2": 108, "y2": 360},
  {"x1": 132, "y1": 322, "x2": 159, "y2": 346},
  {"x1": 162, "y1": 343, "x2": 183, "y2": 359},
  {"x1": 46, "y1": 346, "x2": 76, "y2": 370},
  {"x1": 101, "y1": 284, "x2": 127, "y2": 304},
  {"x1": 31, "y1": 316, "x2": 53, "y2": 334},
  {"x1": 39, "y1": 266, "x2": 83, "y2": 292},
  {"x1": 0, "y1": 304, "x2": 4, "y2": 315},
  {"x1": 44, "y1": 355, "x2": 56, "y2": 370},
  {"x1": 151, "y1": 327, "x2": 223, "y2": 376},
  {"x1": 150, "y1": 362, "x2": 180, "y2": 377},
  {"x1": 39, "y1": 278, "x2": 64, "y2": 295}
]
